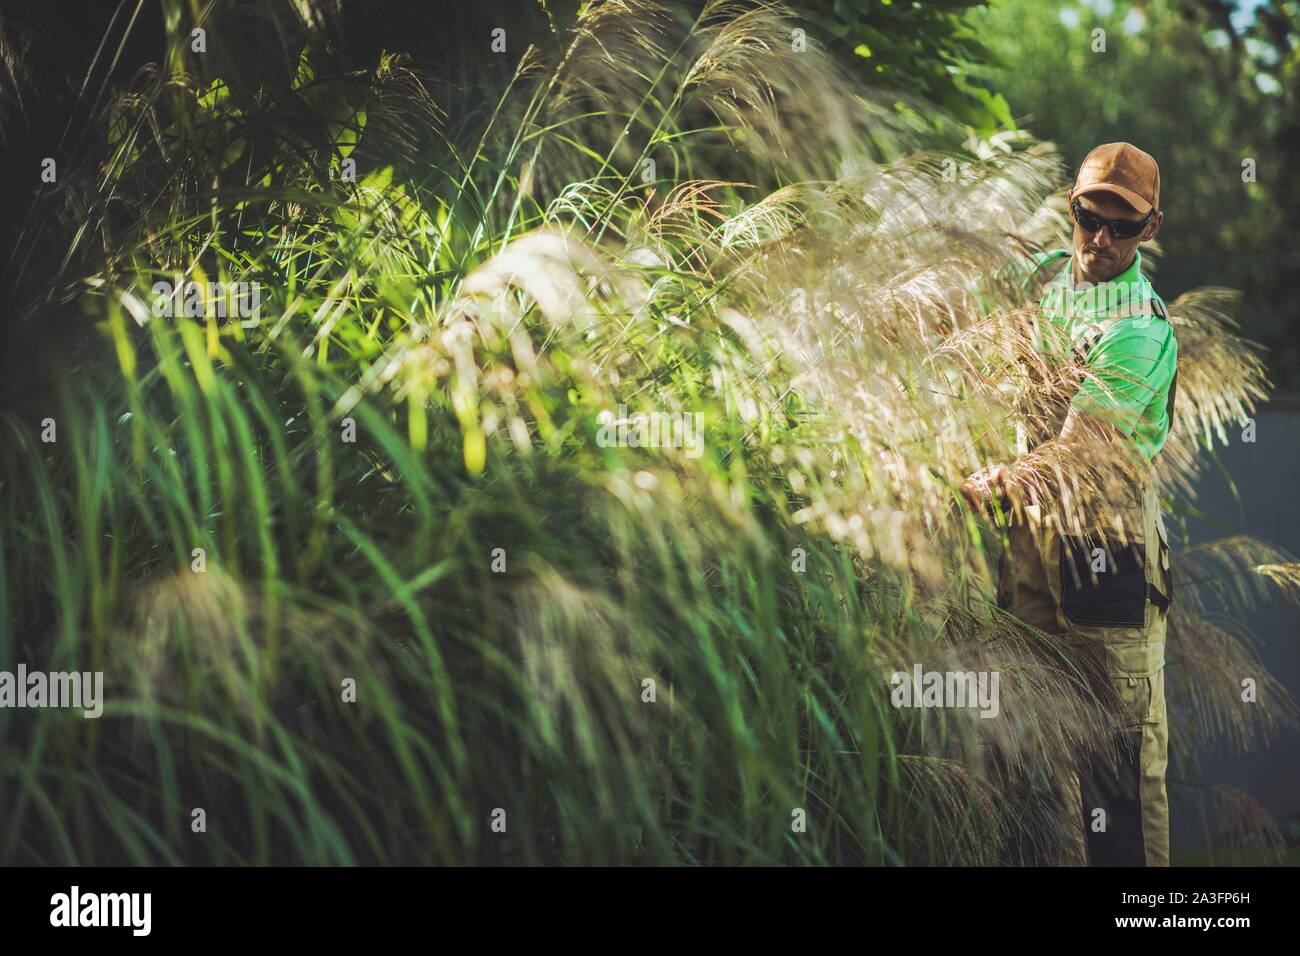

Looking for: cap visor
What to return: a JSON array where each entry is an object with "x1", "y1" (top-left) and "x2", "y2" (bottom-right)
[{"x1": 1072, "y1": 182, "x2": 1153, "y2": 215}]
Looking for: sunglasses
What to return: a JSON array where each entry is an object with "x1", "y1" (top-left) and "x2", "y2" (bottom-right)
[
  {"x1": 1071, "y1": 198, "x2": 1154, "y2": 239},
  {"x1": 1071, "y1": 199, "x2": 1154, "y2": 240}
]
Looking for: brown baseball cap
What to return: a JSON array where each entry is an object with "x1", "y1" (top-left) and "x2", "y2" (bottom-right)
[{"x1": 1071, "y1": 142, "x2": 1160, "y2": 215}]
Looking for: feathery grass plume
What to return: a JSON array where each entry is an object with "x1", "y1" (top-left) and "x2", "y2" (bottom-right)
[
  {"x1": 1163, "y1": 537, "x2": 1300, "y2": 757},
  {"x1": 1156, "y1": 288, "x2": 1271, "y2": 498},
  {"x1": 1174, "y1": 783, "x2": 1288, "y2": 866}
]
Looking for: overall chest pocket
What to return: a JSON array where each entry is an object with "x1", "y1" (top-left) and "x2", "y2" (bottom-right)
[{"x1": 1059, "y1": 535, "x2": 1148, "y2": 629}]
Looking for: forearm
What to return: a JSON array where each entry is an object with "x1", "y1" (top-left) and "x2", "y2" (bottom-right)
[{"x1": 971, "y1": 408, "x2": 1145, "y2": 526}]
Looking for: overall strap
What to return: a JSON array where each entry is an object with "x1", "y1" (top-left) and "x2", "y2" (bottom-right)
[
  {"x1": 1151, "y1": 297, "x2": 1177, "y2": 432},
  {"x1": 1076, "y1": 293, "x2": 1176, "y2": 433}
]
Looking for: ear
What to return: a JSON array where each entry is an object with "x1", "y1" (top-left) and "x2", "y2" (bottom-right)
[{"x1": 1142, "y1": 210, "x2": 1163, "y2": 241}]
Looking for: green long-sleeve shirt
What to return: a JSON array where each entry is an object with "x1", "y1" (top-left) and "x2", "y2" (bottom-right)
[{"x1": 1030, "y1": 248, "x2": 1177, "y2": 460}]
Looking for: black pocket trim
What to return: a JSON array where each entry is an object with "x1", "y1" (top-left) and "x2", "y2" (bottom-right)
[
  {"x1": 1146, "y1": 583, "x2": 1171, "y2": 614},
  {"x1": 1060, "y1": 536, "x2": 1147, "y2": 628}
]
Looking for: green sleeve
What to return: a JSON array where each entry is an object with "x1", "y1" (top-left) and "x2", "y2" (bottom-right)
[{"x1": 1071, "y1": 319, "x2": 1177, "y2": 436}]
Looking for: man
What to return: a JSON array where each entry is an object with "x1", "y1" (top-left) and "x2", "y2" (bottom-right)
[{"x1": 962, "y1": 142, "x2": 1177, "y2": 866}]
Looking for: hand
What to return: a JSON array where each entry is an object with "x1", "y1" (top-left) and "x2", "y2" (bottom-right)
[{"x1": 960, "y1": 464, "x2": 1013, "y2": 514}]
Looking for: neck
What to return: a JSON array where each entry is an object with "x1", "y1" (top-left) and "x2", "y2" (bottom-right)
[{"x1": 1073, "y1": 250, "x2": 1136, "y2": 286}]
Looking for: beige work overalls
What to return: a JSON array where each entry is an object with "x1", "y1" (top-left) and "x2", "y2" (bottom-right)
[{"x1": 996, "y1": 322, "x2": 1176, "y2": 867}]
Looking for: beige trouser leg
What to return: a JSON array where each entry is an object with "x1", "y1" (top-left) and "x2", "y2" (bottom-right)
[
  {"x1": 997, "y1": 511, "x2": 1087, "y2": 865},
  {"x1": 996, "y1": 480, "x2": 1171, "y2": 867}
]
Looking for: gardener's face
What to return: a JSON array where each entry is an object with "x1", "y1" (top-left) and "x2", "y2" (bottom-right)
[{"x1": 1071, "y1": 192, "x2": 1163, "y2": 284}]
